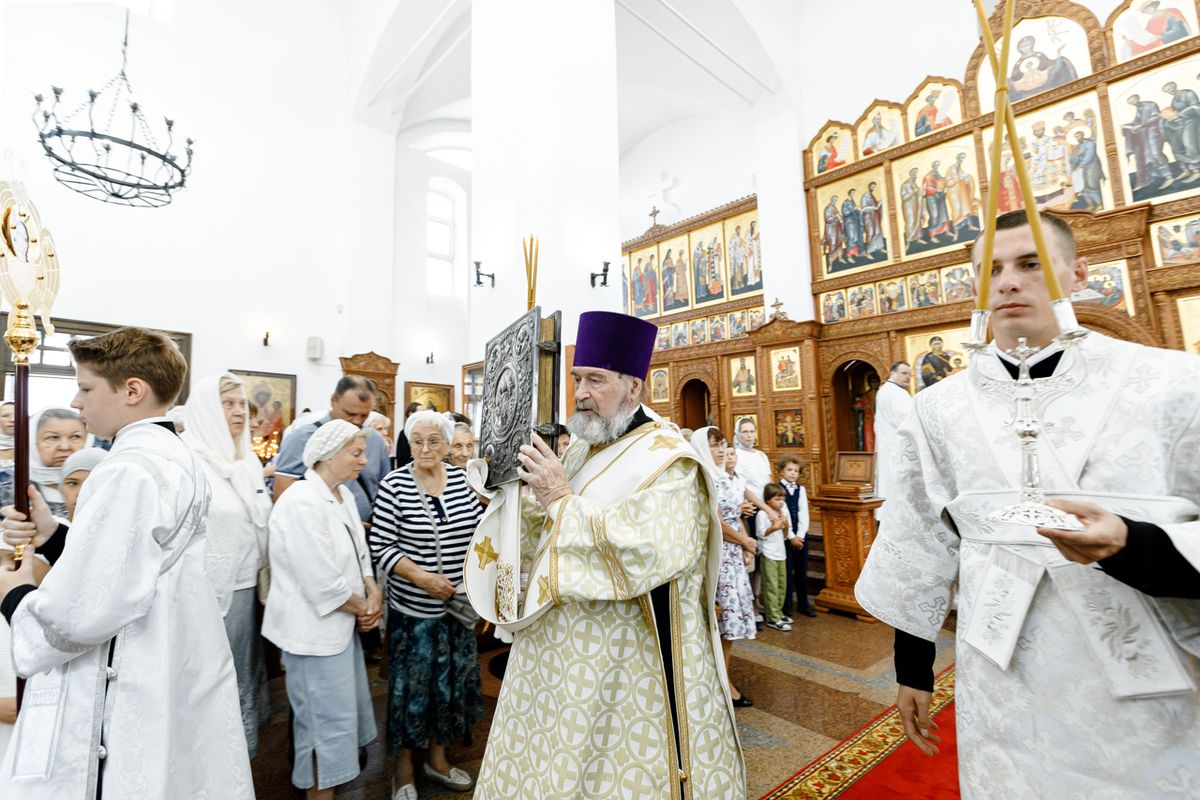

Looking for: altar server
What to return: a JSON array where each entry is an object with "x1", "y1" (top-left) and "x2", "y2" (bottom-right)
[
  {"x1": 871, "y1": 360, "x2": 913, "y2": 527},
  {"x1": 856, "y1": 211, "x2": 1200, "y2": 798},
  {"x1": 472, "y1": 311, "x2": 745, "y2": 800},
  {"x1": 0, "y1": 327, "x2": 253, "y2": 799}
]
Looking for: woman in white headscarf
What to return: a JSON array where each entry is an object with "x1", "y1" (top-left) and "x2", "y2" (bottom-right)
[
  {"x1": 27, "y1": 407, "x2": 88, "y2": 518},
  {"x1": 691, "y1": 425, "x2": 758, "y2": 707},
  {"x1": 263, "y1": 420, "x2": 381, "y2": 799},
  {"x1": 182, "y1": 373, "x2": 272, "y2": 757},
  {"x1": 0, "y1": 403, "x2": 14, "y2": 509}
]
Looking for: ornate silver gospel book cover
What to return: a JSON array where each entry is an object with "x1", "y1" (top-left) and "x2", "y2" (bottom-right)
[{"x1": 479, "y1": 306, "x2": 562, "y2": 489}]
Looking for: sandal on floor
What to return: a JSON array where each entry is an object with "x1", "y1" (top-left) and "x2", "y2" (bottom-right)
[
  {"x1": 732, "y1": 694, "x2": 754, "y2": 708},
  {"x1": 422, "y1": 763, "x2": 476, "y2": 792}
]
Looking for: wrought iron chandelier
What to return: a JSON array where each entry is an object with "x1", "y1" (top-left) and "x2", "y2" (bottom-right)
[{"x1": 33, "y1": 10, "x2": 193, "y2": 207}]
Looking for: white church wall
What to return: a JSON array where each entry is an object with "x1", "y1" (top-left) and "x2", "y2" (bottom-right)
[
  {"x1": 0, "y1": 1, "x2": 397, "y2": 415},
  {"x1": 390, "y1": 144, "x2": 472, "y2": 410},
  {"x1": 469, "y1": 0, "x2": 623, "y2": 379},
  {"x1": 619, "y1": 114, "x2": 756, "y2": 241}
]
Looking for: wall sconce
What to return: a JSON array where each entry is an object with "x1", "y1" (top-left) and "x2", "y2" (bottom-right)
[
  {"x1": 262, "y1": 331, "x2": 270, "y2": 346},
  {"x1": 590, "y1": 261, "x2": 610, "y2": 288},
  {"x1": 425, "y1": 352, "x2": 435, "y2": 364},
  {"x1": 474, "y1": 260, "x2": 495, "y2": 288}
]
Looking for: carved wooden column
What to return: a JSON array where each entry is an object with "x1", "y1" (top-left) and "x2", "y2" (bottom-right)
[
  {"x1": 339, "y1": 351, "x2": 401, "y2": 428},
  {"x1": 812, "y1": 485, "x2": 882, "y2": 622}
]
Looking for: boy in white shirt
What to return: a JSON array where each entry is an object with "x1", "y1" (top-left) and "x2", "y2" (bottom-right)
[{"x1": 756, "y1": 483, "x2": 795, "y2": 631}]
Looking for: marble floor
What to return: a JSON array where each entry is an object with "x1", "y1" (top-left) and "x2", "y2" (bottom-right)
[{"x1": 250, "y1": 611, "x2": 957, "y2": 799}]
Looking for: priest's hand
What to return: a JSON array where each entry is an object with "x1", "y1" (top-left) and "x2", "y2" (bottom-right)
[
  {"x1": 1037, "y1": 500, "x2": 1127, "y2": 563},
  {"x1": 897, "y1": 685, "x2": 941, "y2": 756},
  {"x1": 0, "y1": 545, "x2": 49, "y2": 592},
  {"x1": 0, "y1": 695, "x2": 16, "y2": 725},
  {"x1": 2, "y1": 486, "x2": 58, "y2": 550},
  {"x1": 517, "y1": 435, "x2": 572, "y2": 508}
]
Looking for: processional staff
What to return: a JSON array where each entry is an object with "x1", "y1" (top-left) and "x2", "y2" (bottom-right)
[
  {"x1": 0, "y1": 180, "x2": 62, "y2": 712},
  {"x1": 967, "y1": 0, "x2": 1085, "y2": 532},
  {"x1": 0, "y1": 181, "x2": 61, "y2": 561}
]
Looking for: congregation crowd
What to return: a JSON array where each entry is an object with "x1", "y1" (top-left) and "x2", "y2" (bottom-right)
[{"x1": 0, "y1": 360, "x2": 817, "y2": 800}]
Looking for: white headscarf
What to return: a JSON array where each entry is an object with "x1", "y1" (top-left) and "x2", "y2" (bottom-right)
[
  {"x1": 30, "y1": 407, "x2": 88, "y2": 487},
  {"x1": 302, "y1": 419, "x2": 364, "y2": 469},
  {"x1": 182, "y1": 373, "x2": 270, "y2": 528},
  {"x1": 61, "y1": 447, "x2": 107, "y2": 477},
  {"x1": 0, "y1": 401, "x2": 14, "y2": 450},
  {"x1": 690, "y1": 425, "x2": 727, "y2": 482}
]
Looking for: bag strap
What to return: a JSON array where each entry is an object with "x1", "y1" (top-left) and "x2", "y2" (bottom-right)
[{"x1": 410, "y1": 468, "x2": 446, "y2": 576}]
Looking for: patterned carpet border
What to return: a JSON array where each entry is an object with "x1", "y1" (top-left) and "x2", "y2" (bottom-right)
[{"x1": 759, "y1": 665, "x2": 956, "y2": 800}]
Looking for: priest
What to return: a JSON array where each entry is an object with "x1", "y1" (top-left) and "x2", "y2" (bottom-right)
[
  {"x1": 0, "y1": 327, "x2": 252, "y2": 799},
  {"x1": 472, "y1": 310, "x2": 745, "y2": 800},
  {"x1": 855, "y1": 210, "x2": 1200, "y2": 797}
]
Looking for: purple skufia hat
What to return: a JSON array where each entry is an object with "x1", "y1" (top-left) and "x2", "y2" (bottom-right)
[{"x1": 574, "y1": 311, "x2": 658, "y2": 380}]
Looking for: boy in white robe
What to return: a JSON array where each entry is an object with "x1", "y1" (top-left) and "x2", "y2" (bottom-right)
[
  {"x1": 855, "y1": 211, "x2": 1200, "y2": 798},
  {"x1": 0, "y1": 326, "x2": 253, "y2": 799}
]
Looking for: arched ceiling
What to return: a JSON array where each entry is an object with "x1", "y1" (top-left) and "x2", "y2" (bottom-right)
[{"x1": 348, "y1": 0, "x2": 783, "y2": 165}]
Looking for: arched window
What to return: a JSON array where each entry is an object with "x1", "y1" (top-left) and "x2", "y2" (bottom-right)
[{"x1": 426, "y1": 186, "x2": 455, "y2": 296}]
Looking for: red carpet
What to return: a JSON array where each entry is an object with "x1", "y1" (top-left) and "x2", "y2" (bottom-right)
[{"x1": 760, "y1": 666, "x2": 958, "y2": 799}]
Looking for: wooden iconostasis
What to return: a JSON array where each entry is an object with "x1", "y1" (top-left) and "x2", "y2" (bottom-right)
[{"x1": 633, "y1": 0, "x2": 1200, "y2": 521}]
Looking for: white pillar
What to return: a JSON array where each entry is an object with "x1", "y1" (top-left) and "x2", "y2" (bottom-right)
[
  {"x1": 469, "y1": 0, "x2": 623, "y2": 369},
  {"x1": 754, "y1": 108, "x2": 813, "y2": 322}
]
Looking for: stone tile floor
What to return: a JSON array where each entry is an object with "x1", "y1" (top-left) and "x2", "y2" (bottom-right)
[{"x1": 251, "y1": 610, "x2": 956, "y2": 799}]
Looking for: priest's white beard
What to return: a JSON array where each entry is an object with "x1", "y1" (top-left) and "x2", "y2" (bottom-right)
[{"x1": 567, "y1": 398, "x2": 640, "y2": 445}]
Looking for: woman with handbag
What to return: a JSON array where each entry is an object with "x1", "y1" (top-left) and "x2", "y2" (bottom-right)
[
  {"x1": 263, "y1": 420, "x2": 382, "y2": 799},
  {"x1": 182, "y1": 373, "x2": 273, "y2": 756},
  {"x1": 369, "y1": 409, "x2": 484, "y2": 800}
]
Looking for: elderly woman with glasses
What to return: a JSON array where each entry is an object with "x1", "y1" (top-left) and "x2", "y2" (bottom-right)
[
  {"x1": 370, "y1": 410, "x2": 485, "y2": 800},
  {"x1": 263, "y1": 420, "x2": 382, "y2": 800}
]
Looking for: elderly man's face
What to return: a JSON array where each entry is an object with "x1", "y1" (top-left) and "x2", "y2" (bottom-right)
[{"x1": 572, "y1": 367, "x2": 640, "y2": 422}]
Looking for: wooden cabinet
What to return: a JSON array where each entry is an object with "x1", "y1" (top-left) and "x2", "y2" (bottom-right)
[{"x1": 811, "y1": 487, "x2": 882, "y2": 622}]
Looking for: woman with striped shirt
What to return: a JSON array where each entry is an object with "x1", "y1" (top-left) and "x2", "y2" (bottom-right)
[{"x1": 369, "y1": 410, "x2": 484, "y2": 800}]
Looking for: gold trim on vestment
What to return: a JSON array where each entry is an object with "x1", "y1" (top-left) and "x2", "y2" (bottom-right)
[
  {"x1": 670, "y1": 580, "x2": 693, "y2": 800},
  {"x1": 592, "y1": 511, "x2": 631, "y2": 600},
  {"x1": 547, "y1": 424, "x2": 670, "y2": 603},
  {"x1": 644, "y1": 585, "x2": 684, "y2": 800}
]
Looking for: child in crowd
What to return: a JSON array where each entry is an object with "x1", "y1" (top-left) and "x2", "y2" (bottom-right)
[
  {"x1": 778, "y1": 456, "x2": 816, "y2": 618},
  {"x1": 756, "y1": 483, "x2": 792, "y2": 630}
]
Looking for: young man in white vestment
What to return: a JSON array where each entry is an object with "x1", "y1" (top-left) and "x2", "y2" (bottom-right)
[
  {"x1": 870, "y1": 360, "x2": 913, "y2": 530},
  {"x1": 470, "y1": 311, "x2": 745, "y2": 800},
  {"x1": 855, "y1": 211, "x2": 1200, "y2": 798},
  {"x1": 0, "y1": 327, "x2": 253, "y2": 799}
]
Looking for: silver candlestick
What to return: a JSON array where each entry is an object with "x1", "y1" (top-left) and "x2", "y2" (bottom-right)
[
  {"x1": 987, "y1": 336, "x2": 1085, "y2": 531},
  {"x1": 963, "y1": 308, "x2": 992, "y2": 357}
]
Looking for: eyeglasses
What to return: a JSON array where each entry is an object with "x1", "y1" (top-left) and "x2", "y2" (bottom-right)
[{"x1": 410, "y1": 438, "x2": 445, "y2": 451}]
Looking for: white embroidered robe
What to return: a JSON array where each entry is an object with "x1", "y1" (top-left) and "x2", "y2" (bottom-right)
[
  {"x1": 856, "y1": 333, "x2": 1200, "y2": 798},
  {"x1": 1, "y1": 420, "x2": 253, "y2": 799},
  {"x1": 474, "y1": 419, "x2": 745, "y2": 800},
  {"x1": 872, "y1": 379, "x2": 914, "y2": 520}
]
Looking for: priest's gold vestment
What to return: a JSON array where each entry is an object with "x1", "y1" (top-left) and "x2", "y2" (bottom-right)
[{"x1": 475, "y1": 419, "x2": 745, "y2": 799}]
